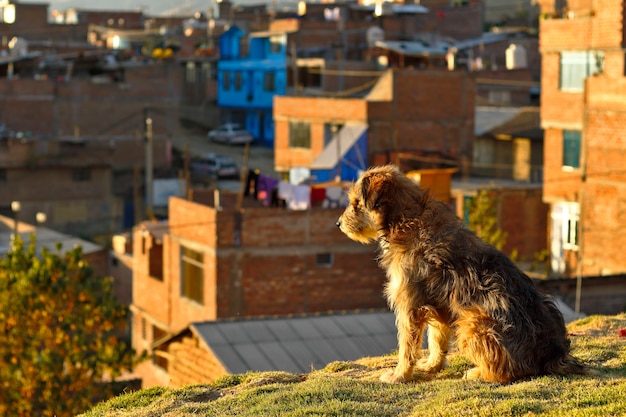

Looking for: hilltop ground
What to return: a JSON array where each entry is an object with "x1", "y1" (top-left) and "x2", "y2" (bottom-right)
[{"x1": 83, "y1": 314, "x2": 626, "y2": 417}]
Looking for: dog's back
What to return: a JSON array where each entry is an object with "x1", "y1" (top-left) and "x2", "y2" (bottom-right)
[{"x1": 337, "y1": 165, "x2": 590, "y2": 383}]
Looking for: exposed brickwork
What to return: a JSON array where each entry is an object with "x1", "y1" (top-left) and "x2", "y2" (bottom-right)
[
  {"x1": 498, "y1": 188, "x2": 549, "y2": 260},
  {"x1": 540, "y1": 0, "x2": 626, "y2": 276},
  {"x1": 167, "y1": 335, "x2": 228, "y2": 387},
  {"x1": 274, "y1": 69, "x2": 474, "y2": 172},
  {"x1": 131, "y1": 197, "x2": 388, "y2": 386},
  {"x1": 0, "y1": 63, "x2": 180, "y2": 138},
  {"x1": 368, "y1": 70, "x2": 475, "y2": 160}
]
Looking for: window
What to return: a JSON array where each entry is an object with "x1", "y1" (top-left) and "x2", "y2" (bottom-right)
[
  {"x1": 185, "y1": 61, "x2": 197, "y2": 84},
  {"x1": 316, "y1": 253, "x2": 333, "y2": 267},
  {"x1": 201, "y1": 62, "x2": 212, "y2": 82},
  {"x1": 324, "y1": 123, "x2": 343, "y2": 146},
  {"x1": 149, "y1": 241, "x2": 163, "y2": 281},
  {"x1": 153, "y1": 325, "x2": 167, "y2": 341},
  {"x1": 180, "y1": 245, "x2": 204, "y2": 304},
  {"x1": 141, "y1": 317, "x2": 147, "y2": 339},
  {"x1": 269, "y1": 35, "x2": 284, "y2": 54},
  {"x1": 264, "y1": 72, "x2": 276, "y2": 92},
  {"x1": 550, "y1": 202, "x2": 579, "y2": 274},
  {"x1": 559, "y1": 51, "x2": 604, "y2": 92},
  {"x1": 223, "y1": 71, "x2": 230, "y2": 90},
  {"x1": 0, "y1": 168, "x2": 6, "y2": 183},
  {"x1": 72, "y1": 168, "x2": 91, "y2": 182},
  {"x1": 563, "y1": 130, "x2": 581, "y2": 169},
  {"x1": 151, "y1": 326, "x2": 169, "y2": 369},
  {"x1": 234, "y1": 71, "x2": 243, "y2": 91},
  {"x1": 289, "y1": 121, "x2": 311, "y2": 148}
]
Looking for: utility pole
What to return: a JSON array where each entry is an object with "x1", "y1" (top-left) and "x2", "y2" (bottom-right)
[
  {"x1": 333, "y1": 124, "x2": 341, "y2": 181},
  {"x1": 144, "y1": 108, "x2": 153, "y2": 219}
]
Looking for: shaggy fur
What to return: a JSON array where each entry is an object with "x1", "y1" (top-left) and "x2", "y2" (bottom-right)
[{"x1": 336, "y1": 165, "x2": 589, "y2": 383}]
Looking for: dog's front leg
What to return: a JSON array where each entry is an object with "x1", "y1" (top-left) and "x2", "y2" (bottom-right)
[
  {"x1": 381, "y1": 307, "x2": 428, "y2": 383},
  {"x1": 416, "y1": 319, "x2": 451, "y2": 373}
]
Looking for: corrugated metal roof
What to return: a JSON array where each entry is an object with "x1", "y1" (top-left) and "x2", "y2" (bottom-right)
[
  {"x1": 0, "y1": 215, "x2": 104, "y2": 256},
  {"x1": 191, "y1": 311, "x2": 397, "y2": 374},
  {"x1": 475, "y1": 106, "x2": 542, "y2": 140},
  {"x1": 474, "y1": 106, "x2": 521, "y2": 136}
]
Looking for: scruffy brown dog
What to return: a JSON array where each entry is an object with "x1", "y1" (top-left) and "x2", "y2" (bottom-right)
[{"x1": 336, "y1": 165, "x2": 589, "y2": 383}]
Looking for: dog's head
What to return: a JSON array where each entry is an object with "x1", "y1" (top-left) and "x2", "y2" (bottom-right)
[{"x1": 336, "y1": 165, "x2": 418, "y2": 244}]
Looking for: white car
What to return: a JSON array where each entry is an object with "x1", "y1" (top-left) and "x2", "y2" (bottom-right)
[
  {"x1": 207, "y1": 124, "x2": 253, "y2": 145},
  {"x1": 190, "y1": 154, "x2": 239, "y2": 179}
]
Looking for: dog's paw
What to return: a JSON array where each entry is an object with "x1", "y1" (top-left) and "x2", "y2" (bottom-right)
[
  {"x1": 415, "y1": 357, "x2": 446, "y2": 374},
  {"x1": 463, "y1": 367, "x2": 482, "y2": 380},
  {"x1": 380, "y1": 369, "x2": 408, "y2": 384}
]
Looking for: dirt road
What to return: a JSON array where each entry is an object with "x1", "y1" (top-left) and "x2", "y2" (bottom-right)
[{"x1": 172, "y1": 126, "x2": 277, "y2": 191}]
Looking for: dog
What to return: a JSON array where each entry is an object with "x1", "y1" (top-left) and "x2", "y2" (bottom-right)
[{"x1": 336, "y1": 165, "x2": 589, "y2": 383}]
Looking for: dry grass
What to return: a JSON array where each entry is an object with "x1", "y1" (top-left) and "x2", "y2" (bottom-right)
[{"x1": 82, "y1": 314, "x2": 626, "y2": 417}]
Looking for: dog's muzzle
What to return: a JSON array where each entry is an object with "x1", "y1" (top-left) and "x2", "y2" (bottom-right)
[{"x1": 336, "y1": 220, "x2": 342, "y2": 228}]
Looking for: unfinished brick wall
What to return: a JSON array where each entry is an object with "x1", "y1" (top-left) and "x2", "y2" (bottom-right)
[
  {"x1": 274, "y1": 70, "x2": 474, "y2": 173},
  {"x1": 580, "y1": 76, "x2": 626, "y2": 275},
  {"x1": 162, "y1": 198, "x2": 386, "y2": 324},
  {"x1": 273, "y1": 96, "x2": 368, "y2": 171},
  {"x1": 167, "y1": 334, "x2": 228, "y2": 387},
  {"x1": 133, "y1": 224, "x2": 173, "y2": 326},
  {"x1": 540, "y1": 0, "x2": 626, "y2": 276},
  {"x1": 368, "y1": 70, "x2": 475, "y2": 162},
  {"x1": 0, "y1": 63, "x2": 181, "y2": 139}
]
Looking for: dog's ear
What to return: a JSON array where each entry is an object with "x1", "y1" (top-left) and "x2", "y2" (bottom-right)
[{"x1": 360, "y1": 172, "x2": 386, "y2": 210}]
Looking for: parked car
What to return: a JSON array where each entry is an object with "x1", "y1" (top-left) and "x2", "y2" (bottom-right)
[
  {"x1": 190, "y1": 154, "x2": 239, "y2": 179},
  {"x1": 207, "y1": 123, "x2": 253, "y2": 145}
]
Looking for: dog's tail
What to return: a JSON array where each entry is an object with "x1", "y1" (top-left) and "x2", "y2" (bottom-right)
[{"x1": 545, "y1": 353, "x2": 595, "y2": 376}]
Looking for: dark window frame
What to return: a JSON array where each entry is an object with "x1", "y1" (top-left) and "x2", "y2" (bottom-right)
[
  {"x1": 180, "y1": 245, "x2": 204, "y2": 304},
  {"x1": 289, "y1": 121, "x2": 311, "y2": 149},
  {"x1": 562, "y1": 130, "x2": 581, "y2": 169}
]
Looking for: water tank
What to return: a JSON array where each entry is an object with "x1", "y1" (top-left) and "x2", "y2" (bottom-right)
[
  {"x1": 506, "y1": 43, "x2": 527, "y2": 70},
  {"x1": 366, "y1": 26, "x2": 384, "y2": 48}
]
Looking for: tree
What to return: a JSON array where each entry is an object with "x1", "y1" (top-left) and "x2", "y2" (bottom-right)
[
  {"x1": 467, "y1": 187, "x2": 508, "y2": 252},
  {"x1": 0, "y1": 235, "x2": 136, "y2": 417}
]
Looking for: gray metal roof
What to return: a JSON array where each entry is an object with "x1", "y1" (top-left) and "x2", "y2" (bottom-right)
[
  {"x1": 191, "y1": 311, "x2": 397, "y2": 374},
  {"x1": 0, "y1": 215, "x2": 103, "y2": 256}
]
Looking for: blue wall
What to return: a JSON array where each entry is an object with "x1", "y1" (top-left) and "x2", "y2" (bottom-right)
[
  {"x1": 216, "y1": 28, "x2": 288, "y2": 147},
  {"x1": 311, "y1": 131, "x2": 368, "y2": 183}
]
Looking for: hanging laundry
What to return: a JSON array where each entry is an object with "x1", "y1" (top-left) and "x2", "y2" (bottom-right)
[
  {"x1": 288, "y1": 184, "x2": 311, "y2": 211},
  {"x1": 257, "y1": 174, "x2": 279, "y2": 206},
  {"x1": 278, "y1": 181, "x2": 293, "y2": 201},
  {"x1": 311, "y1": 186, "x2": 326, "y2": 206},
  {"x1": 322, "y1": 186, "x2": 346, "y2": 208}
]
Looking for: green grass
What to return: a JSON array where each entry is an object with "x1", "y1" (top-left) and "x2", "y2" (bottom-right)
[{"x1": 82, "y1": 314, "x2": 626, "y2": 417}]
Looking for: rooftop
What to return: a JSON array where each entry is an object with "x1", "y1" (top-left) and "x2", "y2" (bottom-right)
[{"x1": 156, "y1": 310, "x2": 397, "y2": 374}]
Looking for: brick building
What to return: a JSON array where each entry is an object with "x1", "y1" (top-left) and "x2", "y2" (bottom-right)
[
  {"x1": 0, "y1": 61, "x2": 180, "y2": 237},
  {"x1": 274, "y1": 68, "x2": 475, "y2": 180},
  {"x1": 538, "y1": 0, "x2": 626, "y2": 277},
  {"x1": 130, "y1": 195, "x2": 387, "y2": 387}
]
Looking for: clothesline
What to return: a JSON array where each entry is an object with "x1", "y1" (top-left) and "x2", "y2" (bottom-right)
[{"x1": 244, "y1": 170, "x2": 349, "y2": 210}]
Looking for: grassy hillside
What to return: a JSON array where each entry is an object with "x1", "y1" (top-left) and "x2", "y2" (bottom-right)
[{"x1": 83, "y1": 314, "x2": 626, "y2": 417}]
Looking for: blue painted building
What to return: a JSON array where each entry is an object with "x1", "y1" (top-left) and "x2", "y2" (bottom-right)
[
  {"x1": 217, "y1": 27, "x2": 288, "y2": 147},
  {"x1": 309, "y1": 124, "x2": 368, "y2": 183}
]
